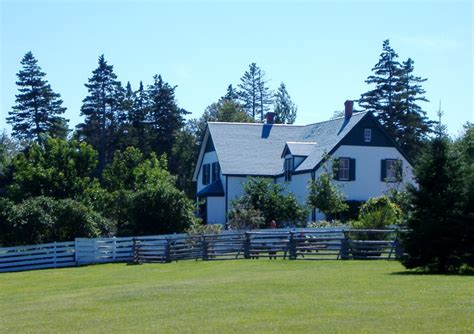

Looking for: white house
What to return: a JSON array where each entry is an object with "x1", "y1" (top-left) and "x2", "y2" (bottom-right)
[{"x1": 192, "y1": 101, "x2": 415, "y2": 224}]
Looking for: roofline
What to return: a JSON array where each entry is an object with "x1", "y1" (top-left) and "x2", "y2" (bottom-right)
[{"x1": 192, "y1": 126, "x2": 210, "y2": 181}]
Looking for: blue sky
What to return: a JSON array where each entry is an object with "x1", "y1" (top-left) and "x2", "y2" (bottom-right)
[{"x1": 1, "y1": 1, "x2": 472, "y2": 135}]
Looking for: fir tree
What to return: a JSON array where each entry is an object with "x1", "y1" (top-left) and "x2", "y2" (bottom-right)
[
  {"x1": 7, "y1": 52, "x2": 68, "y2": 143},
  {"x1": 76, "y1": 54, "x2": 121, "y2": 172},
  {"x1": 222, "y1": 84, "x2": 239, "y2": 101},
  {"x1": 273, "y1": 82, "x2": 297, "y2": 124},
  {"x1": 129, "y1": 81, "x2": 150, "y2": 152}
]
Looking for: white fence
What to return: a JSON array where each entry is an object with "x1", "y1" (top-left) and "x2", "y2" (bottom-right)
[{"x1": 0, "y1": 241, "x2": 75, "y2": 273}]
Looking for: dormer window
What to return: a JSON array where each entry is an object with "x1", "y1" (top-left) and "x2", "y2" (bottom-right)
[
  {"x1": 284, "y1": 157, "x2": 293, "y2": 181},
  {"x1": 364, "y1": 128, "x2": 372, "y2": 143}
]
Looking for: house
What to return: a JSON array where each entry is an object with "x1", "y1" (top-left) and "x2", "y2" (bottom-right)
[{"x1": 192, "y1": 100, "x2": 415, "y2": 224}]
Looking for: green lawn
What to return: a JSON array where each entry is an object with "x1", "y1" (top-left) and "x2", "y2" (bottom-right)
[{"x1": 0, "y1": 260, "x2": 472, "y2": 333}]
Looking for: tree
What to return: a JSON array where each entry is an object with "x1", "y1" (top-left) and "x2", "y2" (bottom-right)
[
  {"x1": 147, "y1": 75, "x2": 188, "y2": 158},
  {"x1": 273, "y1": 82, "x2": 297, "y2": 124},
  {"x1": 222, "y1": 84, "x2": 239, "y2": 101},
  {"x1": 129, "y1": 81, "x2": 150, "y2": 152},
  {"x1": 76, "y1": 54, "x2": 122, "y2": 173},
  {"x1": 307, "y1": 173, "x2": 348, "y2": 220},
  {"x1": 7, "y1": 52, "x2": 68, "y2": 143},
  {"x1": 238, "y1": 63, "x2": 272, "y2": 121},
  {"x1": 232, "y1": 178, "x2": 308, "y2": 226},
  {"x1": 217, "y1": 100, "x2": 254, "y2": 123},
  {"x1": 8, "y1": 138, "x2": 99, "y2": 202},
  {"x1": 401, "y1": 127, "x2": 474, "y2": 273},
  {"x1": 359, "y1": 40, "x2": 433, "y2": 158}
]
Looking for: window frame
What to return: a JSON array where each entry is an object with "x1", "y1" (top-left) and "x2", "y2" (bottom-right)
[
  {"x1": 364, "y1": 128, "x2": 372, "y2": 143},
  {"x1": 284, "y1": 157, "x2": 293, "y2": 181},
  {"x1": 385, "y1": 159, "x2": 400, "y2": 182},
  {"x1": 202, "y1": 163, "x2": 211, "y2": 185},
  {"x1": 338, "y1": 157, "x2": 350, "y2": 181}
]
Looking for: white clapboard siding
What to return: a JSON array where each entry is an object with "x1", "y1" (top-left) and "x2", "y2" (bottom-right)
[{"x1": 0, "y1": 241, "x2": 75, "y2": 273}]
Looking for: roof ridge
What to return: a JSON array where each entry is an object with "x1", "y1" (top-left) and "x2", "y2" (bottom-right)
[
  {"x1": 303, "y1": 111, "x2": 368, "y2": 127},
  {"x1": 208, "y1": 122, "x2": 305, "y2": 126}
]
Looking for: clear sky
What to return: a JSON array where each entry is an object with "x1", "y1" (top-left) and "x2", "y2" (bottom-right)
[{"x1": 1, "y1": 0, "x2": 472, "y2": 136}]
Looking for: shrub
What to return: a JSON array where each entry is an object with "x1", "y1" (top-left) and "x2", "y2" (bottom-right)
[
  {"x1": 228, "y1": 204, "x2": 265, "y2": 230},
  {"x1": 307, "y1": 220, "x2": 345, "y2": 228},
  {"x1": 351, "y1": 196, "x2": 402, "y2": 230},
  {"x1": 186, "y1": 219, "x2": 222, "y2": 236}
]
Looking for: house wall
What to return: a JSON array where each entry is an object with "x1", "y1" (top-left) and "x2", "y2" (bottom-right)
[
  {"x1": 207, "y1": 197, "x2": 226, "y2": 224},
  {"x1": 329, "y1": 145, "x2": 414, "y2": 200},
  {"x1": 196, "y1": 151, "x2": 219, "y2": 191},
  {"x1": 226, "y1": 176, "x2": 249, "y2": 213}
]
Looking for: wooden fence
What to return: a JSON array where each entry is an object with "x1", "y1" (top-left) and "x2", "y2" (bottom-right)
[
  {"x1": 0, "y1": 241, "x2": 75, "y2": 273},
  {"x1": 0, "y1": 229, "x2": 404, "y2": 273}
]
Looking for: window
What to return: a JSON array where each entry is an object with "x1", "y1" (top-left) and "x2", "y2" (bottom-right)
[
  {"x1": 334, "y1": 157, "x2": 355, "y2": 181},
  {"x1": 364, "y1": 128, "x2": 372, "y2": 143},
  {"x1": 382, "y1": 159, "x2": 402, "y2": 182},
  {"x1": 284, "y1": 157, "x2": 293, "y2": 181},
  {"x1": 338, "y1": 158, "x2": 350, "y2": 181},
  {"x1": 211, "y1": 162, "x2": 220, "y2": 182},
  {"x1": 202, "y1": 164, "x2": 211, "y2": 185}
]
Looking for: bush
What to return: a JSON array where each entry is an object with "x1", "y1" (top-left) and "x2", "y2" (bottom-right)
[
  {"x1": 0, "y1": 196, "x2": 112, "y2": 246},
  {"x1": 327, "y1": 200, "x2": 364, "y2": 222},
  {"x1": 350, "y1": 196, "x2": 402, "y2": 230},
  {"x1": 185, "y1": 219, "x2": 222, "y2": 236},
  {"x1": 120, "y1": 184, "x2": 195, "y2": 236},
  {"x1": 307, "y1": 220, "x2": 345, "y2": 228},
  {"x1": 228, "y1": 204, "x2": 265, "y2": 230}
]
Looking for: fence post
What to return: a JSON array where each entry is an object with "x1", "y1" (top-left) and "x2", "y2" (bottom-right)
[
  {"x1": 202, "y1": 235, "x2": 209, "y2": 261},
  {"x1": 132, "y1": 237, "x2": 140, "y2": 264},
  {"x1": 340, "y1": 233, "x2": 350, "y2": 260},
  {"x1": 53, "y1": 241, "x2": 57, "y2": 268},
  {"x1": 244, "y1": 232, "x2": 251, "y2": 259},
  {"x1": 289, "y1": 232, "x2": 297, "y2": 260},
  {"x1": 112, "y1": 237, "x2": 116, "y2": 262},
  {"x1": 164, "y1": 238, "x2": 171, "y2": 263},
  {"x1": 394, "y1": 239, "x2": 403, "y2": 260}
]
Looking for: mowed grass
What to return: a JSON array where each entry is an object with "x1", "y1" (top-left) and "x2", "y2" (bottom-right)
[{"x1": 1, "y1": 260, "x2": 473, "y2": 333}]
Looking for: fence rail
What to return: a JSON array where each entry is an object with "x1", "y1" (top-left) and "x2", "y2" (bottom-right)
[{"x1": 0, "y1": 228, "x2": 405, "y2": 273}]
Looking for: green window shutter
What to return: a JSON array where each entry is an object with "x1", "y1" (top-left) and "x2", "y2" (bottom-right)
[
  {"x1": 333, "y1": 158, "x2": 340, "y2": 180},
  {"x1": 381, "y1": 159, "x2": 386, "y2": 181},
  {"x1": 397, "y1": 160, "x2": 403, "y2": 181},
  {"x1": 349, "y1": 158, "x2": 356, "y2": 181}
]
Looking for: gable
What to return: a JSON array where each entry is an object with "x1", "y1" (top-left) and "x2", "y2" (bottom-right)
[{"x1": 340, "y1": 114, "x2": 393, "y2": 147}]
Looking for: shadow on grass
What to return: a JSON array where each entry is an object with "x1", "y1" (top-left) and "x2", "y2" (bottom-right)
[{"x1": 389, "y1": 270, "x2": 474, "y2": 277}]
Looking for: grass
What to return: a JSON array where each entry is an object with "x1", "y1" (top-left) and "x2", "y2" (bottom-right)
[{"x1": 0, "y1": 260, "x2": 473, "y2": 333}]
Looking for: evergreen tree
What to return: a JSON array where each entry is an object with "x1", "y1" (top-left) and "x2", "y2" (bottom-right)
[
  {"x1": 238, "y1": 63, "x2": 272, "y2": 121},
  {"x1": 273, "y1": 82, "x2": 297, "y2": 124},
  {"x1": 130, "y1": 81, "x2": 150, "y2": 152},
  {"x1": 397, "y1": 58, "x2": 433, "y2": 155},
  {"x1": 222, "y1": 84, "x2": 239, "y2": 101},
  {"x1": 147, "y1": 74, "x2": 188, "y2": 158},
  {"x1": 359, "y1": 40, "x2": 433, "y2": 158},
  {"x1": 7, "y1": 52, "x2": 68, "y2": 143},
  {"x1": 76, "y1": 55, "x2": 122, "y2": 172}
]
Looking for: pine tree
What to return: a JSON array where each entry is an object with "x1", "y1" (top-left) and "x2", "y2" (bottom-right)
[
  {"x1": 222, "y1": 84, "x2": 239, "y2": 101},
  {"x1": 7, "y1": 52, "x2": 68, "y2": 143},
  {"x1": 76, "y1": 54, "x2": 121, "y2": 172},
  {"x1": 129, "y1": 81, "x2": 150, "y2": 152},
  {"x1": 238, "y1": 63, "x2": 272, "y2": 121},
  {"x1": 273, "y1": 82, "x2": 297, "y2": 124}
]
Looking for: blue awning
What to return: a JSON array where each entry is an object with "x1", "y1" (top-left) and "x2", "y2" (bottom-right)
[{"x1": 197, "y1": 179, "x2": 225, "y2": 197}]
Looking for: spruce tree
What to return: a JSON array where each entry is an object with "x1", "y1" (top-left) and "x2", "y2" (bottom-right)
[
  {"x1": 7, "y1": 52, "x2": 68, "y2": 143},
  {"x1": 130, "y1": 81, "x2": 150, "y2": 152},
  {"x1": 147, "y1": 75, "x2": 187, "y2": 158},
  {"x1": 222, "y1": 84, "x2": 239, "y2": 101},
  {"x1": 238, "y1": 63, "x2": 272, "y2": 121},
  {"x1": 76, "y1": 55, "x2": 121, "y2": 172},
  {"x1": 359, "y1": 40, "x2": 433, "y2": 158},
  {"x1": 274, "y1": 82, "x2": 297, "y2": 124}
]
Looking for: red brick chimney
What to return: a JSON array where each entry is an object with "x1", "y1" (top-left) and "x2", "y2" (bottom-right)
[
  {"x1": 266, "y1": 112, "x2": 275, "y2": 124},
  {"x1": 344, "y1": 100, "x2": 353, "y2": 119}
]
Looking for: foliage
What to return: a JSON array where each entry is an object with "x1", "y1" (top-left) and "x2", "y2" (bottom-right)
[
  {"x1": 7, "y1": 52, "x2": 68, "y2": 143},
  {"x1": 233, "y1": 178, "x2": 308, "y2": 227},
  {"x1": 273, "y1": 82, "x2": 297, "y2": 124},
  {"x1": 307, "y1": 220, "x2": 345, "y2": 228},
  {"x1": 307, "y1": 172, "x2": 348, "y2": 218},
  {"x1": 327, "y1": 200, "x2": 364, "y2": 222},
  {"x1": 238, "y1": 63, "x2": 273, "y2": 121},
  {"x1": 185, "y1": 219, "x2": 222, "y2": 236},
  {"x1": 8, "y1": 138, "x2": 99, "y2": 201},
  {"x1": 120, "y1": 184, "x2": 195, "y2": 236},
  {"x1": 402, "y1": 130, "x2": 474, "y2": 273},
  {"x1": 227, "y1": 203, "x2": 265, "y2": 230},
  {"x1": 359, "y1": 40, "x2": 433, "y2": 158},
  {"x1": 350, "y1": 196, "x2": 402, "y2": 229},
  {"x1": 0, "y1": 196, "x2": 112, "y2": 246}
]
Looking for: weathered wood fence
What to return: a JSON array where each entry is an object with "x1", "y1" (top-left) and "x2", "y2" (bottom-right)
[{"x1": 0, "y1": 229, "x2": 404, "y2": 273}]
